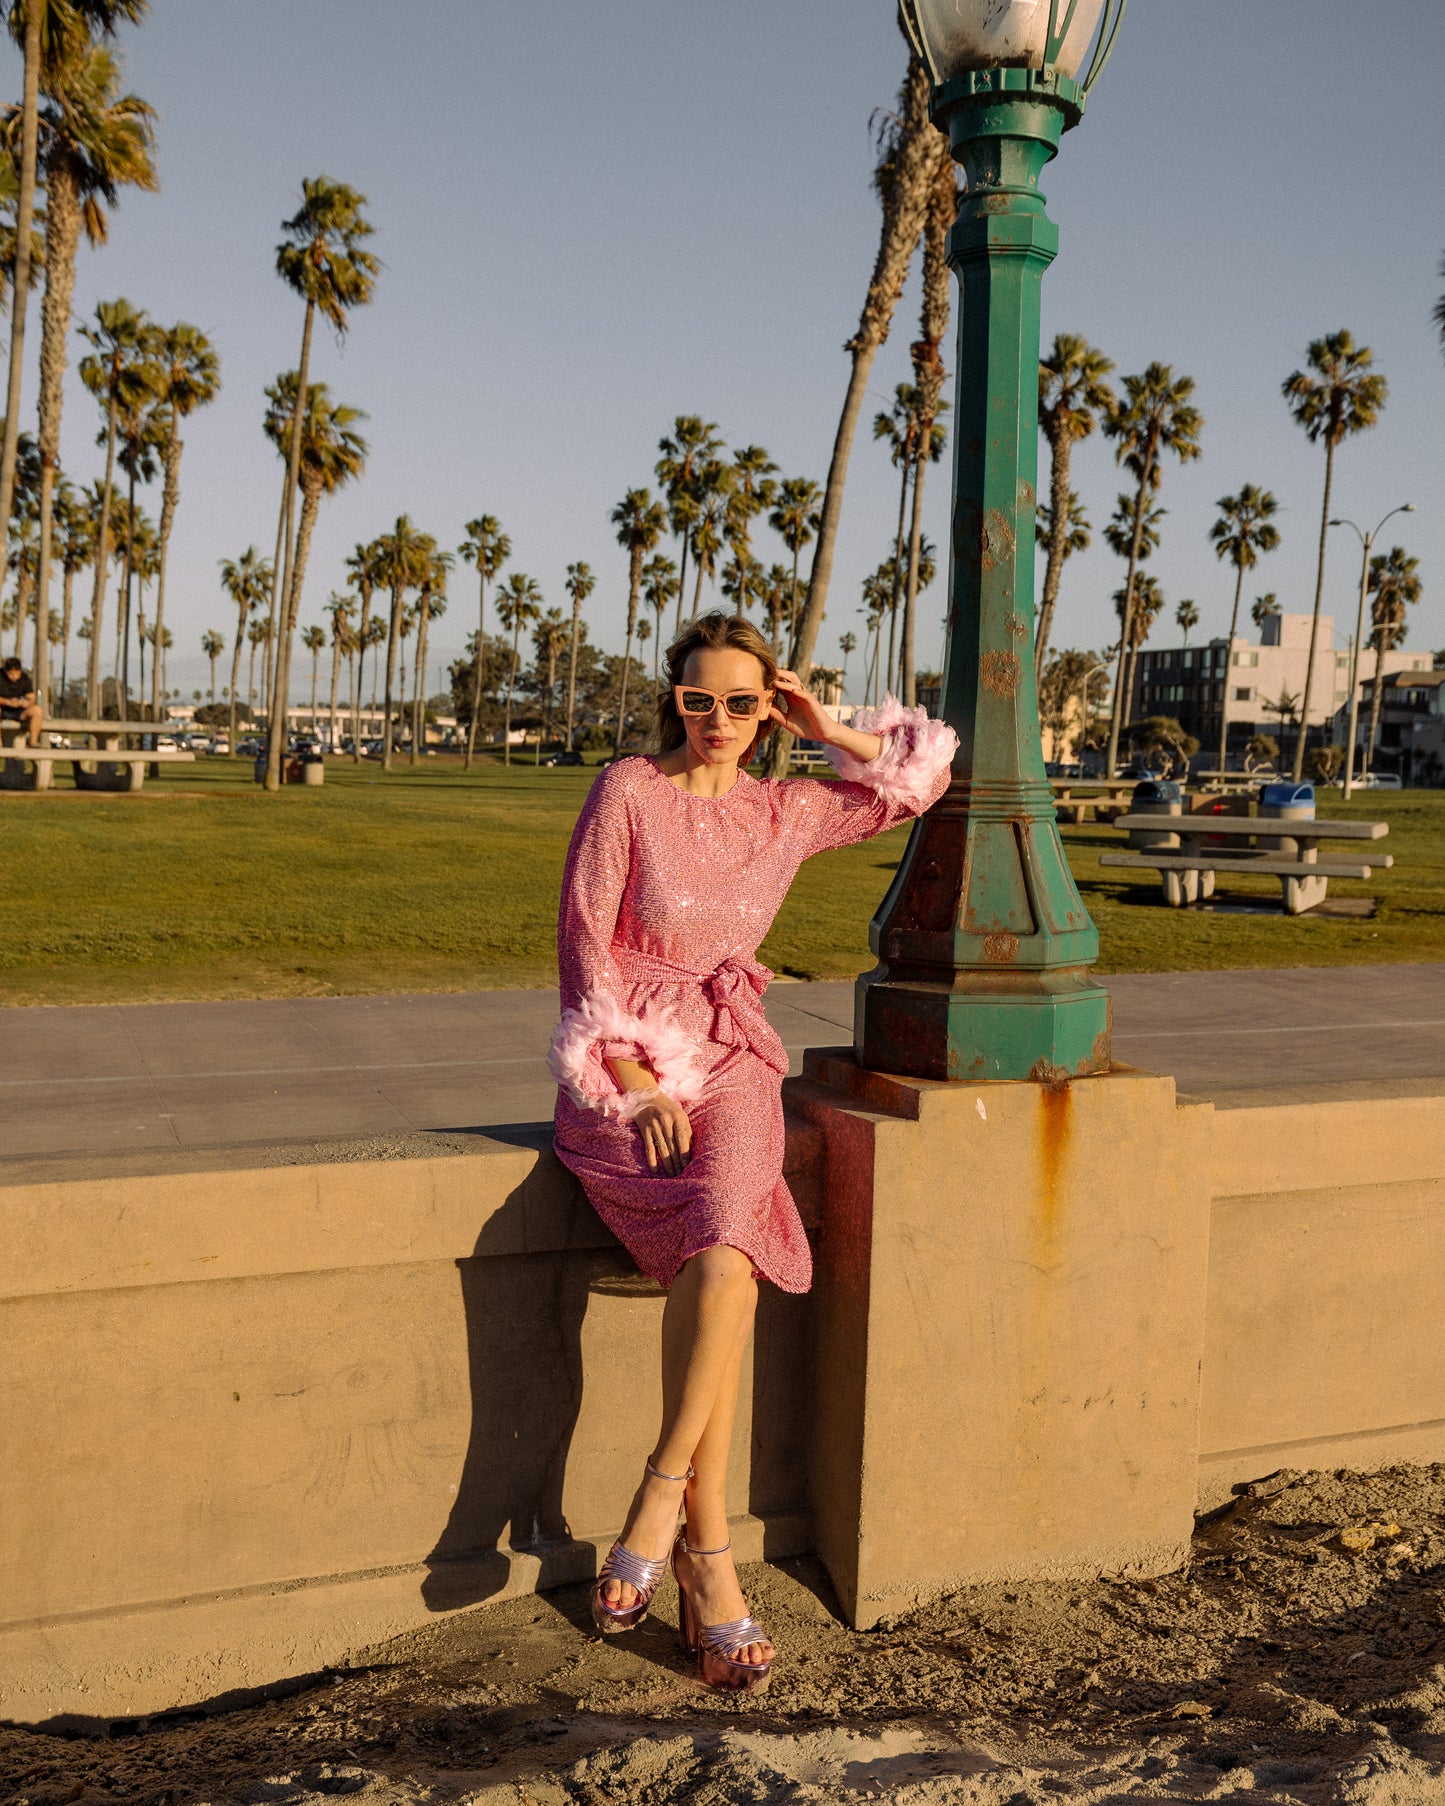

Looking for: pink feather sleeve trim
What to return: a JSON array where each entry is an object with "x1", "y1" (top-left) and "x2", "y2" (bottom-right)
[
  {"x1": 826, "y1": 694, "x2": 958, "y2": 810},
  {"x1": 547, "y1": 988, "x2": 708, "y2": 1119}
]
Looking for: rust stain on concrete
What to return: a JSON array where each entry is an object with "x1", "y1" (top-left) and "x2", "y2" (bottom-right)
[
  {"x1": 980, "y1": 650, "x2": 1022, "y2": 699},
  {"x1": 1035, "y1": 1079, "x2": 1073, "y2": 1256},
  {"x1": 983, "y1": 931, "x2": 1019, "y2": 964}
]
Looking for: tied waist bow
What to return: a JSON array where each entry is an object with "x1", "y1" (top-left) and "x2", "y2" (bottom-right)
[{"x1": 613, "y1": 945, "x2": 788, "y2": 1075}]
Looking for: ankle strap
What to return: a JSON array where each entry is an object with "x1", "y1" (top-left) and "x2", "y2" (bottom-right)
[
  {"x1": 646, "y1": 1457, "x2": 694, "y2": 1484},
  {"x1": 683, "y1": 1538, "x2": 732, "y2": 1556}
]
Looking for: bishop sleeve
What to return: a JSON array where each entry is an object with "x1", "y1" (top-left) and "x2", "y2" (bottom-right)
[
  {"x1": 547, "y1": 765, "x2": 706, "y2": 1117},
  {"x1": 785, "y1": 695, "x2": 958, "y2": 856}
]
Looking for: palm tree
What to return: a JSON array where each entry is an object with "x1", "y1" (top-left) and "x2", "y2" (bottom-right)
[
  {"x1": 410, "y1": 549, "x2": 450, "y2": 763},
  {"x1": 610, "y1": 487, "x2": 666, "y2": 756},
  {"x1": 111, "y1": 366, "x2": 161, "y2": 709},
  {"x1": 788, "y1": 37, "x2": 947, "y2": 707},
  {"x1": 655, "y1": 416, "x2": 722, "y2": 635},
  {"x1": 148, "y1": 322, "x2": 218, "y2": 722},
  {"x1": 562, "y1": 557, "x2": 594, "y2": 751},
  {"x1": 301, "y1": 622, "x2": 326, "y2": 732},
  {"x1": 722, "y1": 444, "x2": 777, "y2": 618},
  {"x1": 265, "y1": 176, "x2": 378, "y2": 790},
  {"x1": 1209, "y1": 485, "x2": 1281, "y2": 776},
  {"x1": 262, "y1": 373, "x2": 367, "y2": 758},
  {"x1": 1175, "y1": 599, "x2": 1199, "y2": 646},
  {"x1": 459, "y1": 514, "x2": 509, "y2": 768},
  {"x1": 533, "y1": 606, "x2": 569, "y2": 762},
  {"x1": 76, "y1": 293, "x2": 149, "y2": 713},
  {"x1": 768, "y1": 476, "x2": 822, "y2": 650},
  {"x1": 345, "y1": 537, "x2": 382, "y2": 763},
  {"x1": 688, "y1": 467, "x2": 728, "y2": 615},
  {"x1": 873, "y1": 383, "x2": 921, "y2": 696},
  {"x1": 641, "y1": 552, "x2": 679, "y2": 690},
  {"x1": 1282, "y1": 330, "x2": 1388, "y2": 779},
  {"x1": 838, "y1": 630, "x2": 857, "y2": 692},
  {"x1": 1113, "y1": 572, "x2": 1165, "y2": 711},
  {"x1": 900, "y1": 145, "x2": 956, "y2": 707},
  {"x1": 1036, "y1": 491, "x2": 1090, "y2": 565},
  {"x1": 1251, "y1": 592, "x2": 1280, "y2": 632},
  {"x1": 200, "y1": 627, "x2": 224, "y2": 706},
  {"x1": 495, "y1": 572, "x2": 540, "y2": 765},
  {"x1": 1036, "y1": 334, "x2": 1115, "y2": 679},
  {"x1": 53, "y1": 472, "x2": 89, "y2": 700},
  {"x1": 1101, "y1": 363, "x2": 1204, "y2": 775},
  {"x1": 21, "y1": 37, "x2": 155, "y2": 718},
  {"x1": 219, "y1": 546, "x2": 270, "y2": 749},
  {"x1": 370, "y1": 514, "x2": 430, "y2": 770},
  {"x1": 1362, "y1": 546, "x2": 1421, "y2": 775},
  {"x1": 0, "y1": 0, "x2": 147, "y2": 639},
  {"x1": 246, "y1": 615, "x2": 269, "y2": 721},
  {"x1": 323, "y1": 590, "x2": 353, "y2": 751}
]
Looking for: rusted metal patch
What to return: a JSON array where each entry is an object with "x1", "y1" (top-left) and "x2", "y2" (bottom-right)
[
  {"x1": 1006, "y1": 612, "x2": 1028, "y2": 640},
  {"x1": 980, "y1": 650, "x2": 1022, "y2": 699},
  {"x1": 1029, "y1": 1059, "x2": 1072, "y2": 1092},
  {"x1": 1017, "y1": 479, "x2": 1036, "y2": 510},
  {"x1": 983, "y1": 931, "x2": 1019, "y2": 964},
  {"x1": 977, "y1": 507, "x2": 1015, "y2": 572}
]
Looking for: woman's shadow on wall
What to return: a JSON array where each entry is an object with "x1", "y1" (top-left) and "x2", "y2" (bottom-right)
[{"x1": 419, "y1": 1124, "x2": 634, "y2": 1613}]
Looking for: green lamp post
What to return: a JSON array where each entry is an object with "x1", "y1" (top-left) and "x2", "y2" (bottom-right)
[{"x1": 857, "y1": 0, "x2": 1127, "y2": 1084}]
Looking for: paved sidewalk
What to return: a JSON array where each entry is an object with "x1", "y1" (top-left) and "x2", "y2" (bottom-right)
[{"x1": 6, "y1": 964, "x2": 1444, "y2": 1161}]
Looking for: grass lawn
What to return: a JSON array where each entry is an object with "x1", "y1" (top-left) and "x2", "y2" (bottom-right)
[{"x1": 3, "y1": 754, "x2": 1442, "y2": 1006}]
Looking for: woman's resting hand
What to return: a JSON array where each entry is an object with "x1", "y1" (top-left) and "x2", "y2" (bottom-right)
[{"x1": 634, "y1": 1094, "x2": 693, "y2": 1177}]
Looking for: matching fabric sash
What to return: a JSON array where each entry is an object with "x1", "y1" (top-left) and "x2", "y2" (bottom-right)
[{"x1": 612, "y1": 945, "x2": 788, "y2": 1076}]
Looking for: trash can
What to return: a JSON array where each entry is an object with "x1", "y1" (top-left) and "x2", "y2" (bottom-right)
[
  {"x1": 1258, "y1": 780, "x2": 1315, "y2": 822},
  {"x1": 1129, "y1": 779, "x2": 1183, "y2": 851},
  {"x1": 253, "y1": 753, "x2": 267, "y2": 784},
  {"x1": 300, "y1": 753, "x2": 325, "y2": 787}
]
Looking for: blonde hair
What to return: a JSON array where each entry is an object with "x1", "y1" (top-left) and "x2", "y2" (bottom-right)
[{"x1": 653, "y1": 611, "x2": 779, "y2": 754}]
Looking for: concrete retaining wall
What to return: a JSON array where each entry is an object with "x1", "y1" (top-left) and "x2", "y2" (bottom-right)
[{"x1": 2, "y1": 1074, "x2": 1443, "y2": 1723}]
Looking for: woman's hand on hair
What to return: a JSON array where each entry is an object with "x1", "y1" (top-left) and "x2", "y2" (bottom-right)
[
  {"x1": 769, "y1": 670, "x2": 836, "y2": 743},
  {"x1": 634, "y1": 1093, "x2": 693, "y2": 1177}
]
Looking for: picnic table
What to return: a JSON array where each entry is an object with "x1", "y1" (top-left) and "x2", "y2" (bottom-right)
[
  {"x1": 1, "y1": 718, "x2": 194, "y2": 792},
  {"x1": 1050, "y1": 777, "x2": 1137, "y2": 824},
  {"x1": 1099, "y1": 811, "x2": 1392, "y2": 914}
]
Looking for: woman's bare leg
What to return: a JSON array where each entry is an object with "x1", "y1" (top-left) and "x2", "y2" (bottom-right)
[
  {"x1": 600, "y1": 1245, "x2": 754, "y2": 1612},
  {"x1": 677, "y1": 1288, "x2": 772, "y2": 1667}
]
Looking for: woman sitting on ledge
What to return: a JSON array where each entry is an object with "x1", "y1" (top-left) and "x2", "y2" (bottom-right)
[{"x1": 548, "y1": 610, "x2": 956, "y2": 1691}]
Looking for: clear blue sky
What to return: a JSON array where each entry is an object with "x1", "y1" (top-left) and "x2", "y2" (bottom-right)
[{"x1": 11, "y1": 0, "x2": 1444, "y2": 701}]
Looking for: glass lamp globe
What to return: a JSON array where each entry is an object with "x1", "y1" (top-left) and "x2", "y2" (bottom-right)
[{"x1": 899, "y1": 0, "x2": 1110, "y2": 84}]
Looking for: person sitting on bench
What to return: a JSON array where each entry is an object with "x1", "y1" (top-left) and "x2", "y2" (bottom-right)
[{"x1": 0, "y1": 656, "x2": 41, "y2": 747}]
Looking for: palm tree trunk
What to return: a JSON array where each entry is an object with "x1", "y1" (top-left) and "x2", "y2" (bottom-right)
[
  {"x1": 33, "y1": 167, "x2": 83, "y2": 715},
  {"x1": 59, "y1": 564, "x2": 74, "y2": 703},
  {"x1": 120, "y1": 460, "x2": 137, "y2": 711},
  {"x1": 265, "y1": 300, "x2": 315, "y2": 790},
  {"x1": 1104, "y1": 443, "x2": 1158, "y2": 777},
  {"x1": 614, "y1": 553, "x2": 641, "y2": 757},
  {"x1": 247, "y1": 640, "x2": 257, "y2": 718},
  {"x1": 228, "y1": 606, "x2": 246, "y2": 750},
  {"x1": 327, "y1": 631, "x2": 341, "y2": 752},
  {"x1": 901, "y1": 443, "x2": 930, "y2": 709},
  {"x1": 381, "y1": 584, "x2": 403, "y2": 770},
  {"x1": 503, "y1": 620, "x2": 520, "y2": 766},
  {"x1": 150, "y1": 425, "x2": 182, "y2": 725},
  {"x1": 87, "y1": 402, "x2": 120, "y2": 717},
  {"x1": 565, "y1": 595, "x2": 581, "y2": 751},
  {"x1": 352, "y1": 590, "x2": 370, "y2": 762},
  {"x1": 1293, "y1": 440, "x2": 1336, "y2": 780},
  {"x1": 1216, "y1": 561, "x2": 1245, "y2": 778},
  {"x1": 465, "y1": 570, "x2": 485, "y2": 770},
  {"x1": 0, "y1": 0, "x2": 40, "y2": 613},
  {"x1": 1364, "y1": 635, "x2": 1387, "y2": 777},
  {"x1": 673, "y1": 536, "x2": 689, "y2": 639},
  {"x1": 1034, "y1": 431, "x2": 1072, "y2": 681},
  {"x1": 411, "y1": 605, "x2": 429, "y2": 764}
]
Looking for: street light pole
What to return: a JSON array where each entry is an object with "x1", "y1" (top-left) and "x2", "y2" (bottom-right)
[
  {"x1": 859, "y1": 0, "x2": 1126, "y2": 1084},
  {"x1": 1330, "y1": 503, "x2": 1414, "y2": 801}
]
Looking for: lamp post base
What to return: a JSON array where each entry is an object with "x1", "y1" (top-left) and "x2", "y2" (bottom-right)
[{"x1": 856, "y1": 965, "x2": 1111, "y2": 1085}]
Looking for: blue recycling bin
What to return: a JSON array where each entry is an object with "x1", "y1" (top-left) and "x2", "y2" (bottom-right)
[{"x1": 1259, "y1": 781, "x2": 1315, "y2": 821}]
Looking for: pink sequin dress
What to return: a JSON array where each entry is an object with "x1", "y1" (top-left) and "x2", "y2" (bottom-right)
[{"x1": 548, "y1": 698, "x2": 958, "y2": 1295}]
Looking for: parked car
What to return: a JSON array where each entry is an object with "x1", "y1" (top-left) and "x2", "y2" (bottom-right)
[
  {"x1": 542, "y1": 749, "x2": 584, "y2": 767},
  {"x1": 1355, "y1": 771, "x2": 1402, "y2": 790},
  {"x1": 1045, "y1": 761, "x2": 1083, "y2": 779},
  {"x1": 237, "y1": 737, "x2": 262, "y2": 756}
]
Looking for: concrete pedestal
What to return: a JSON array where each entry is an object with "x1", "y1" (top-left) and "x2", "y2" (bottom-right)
[{"x1": 788, "y1": 1051, "x2": 1213, "y2": 1629}]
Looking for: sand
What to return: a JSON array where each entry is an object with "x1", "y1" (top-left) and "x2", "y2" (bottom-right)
[{"x1": 6, "y1": 1464, "x2": 1445, "y2": 1804}]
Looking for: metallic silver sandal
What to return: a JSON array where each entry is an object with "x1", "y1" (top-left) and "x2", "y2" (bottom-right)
[
  {"x1": 672, "y1": 1533, "x2": 773, "y2": 1692},
  {"x1": 590, "y1": 1459, "x2": 693, "y2": 1634}
]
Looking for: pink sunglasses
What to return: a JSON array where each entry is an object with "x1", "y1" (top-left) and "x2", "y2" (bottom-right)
[{"x1": 673, "y1": 684, "x2": 773, "y2": 720}]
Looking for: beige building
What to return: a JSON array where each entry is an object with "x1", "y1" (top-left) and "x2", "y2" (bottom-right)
[{"x1": 1132, "y1": 612, "x2": 1432, "y2": 767}]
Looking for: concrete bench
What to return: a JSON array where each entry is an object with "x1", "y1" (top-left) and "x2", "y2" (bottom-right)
[
  {"x1": 1100, "y1": 812, "x2": 1392, "y2": 914},
  {"x1": 0, "y1": 743, "x2": 195, "y2": 793}
]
